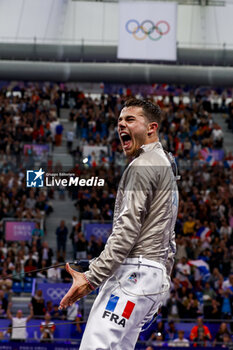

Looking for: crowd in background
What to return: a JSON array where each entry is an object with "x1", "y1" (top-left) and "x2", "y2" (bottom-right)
[{"x1": 0, "y1": 83, "x2": 233, "y2": 346}]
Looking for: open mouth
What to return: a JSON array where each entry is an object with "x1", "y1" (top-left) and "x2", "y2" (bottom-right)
[{"x1": 121, "y1": 133, "x2": 132, "y2": 150}]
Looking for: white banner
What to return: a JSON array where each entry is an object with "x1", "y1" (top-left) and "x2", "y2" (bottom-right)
[{"x1": 117, "y1": 1, "x2": 177, "y2": 61}]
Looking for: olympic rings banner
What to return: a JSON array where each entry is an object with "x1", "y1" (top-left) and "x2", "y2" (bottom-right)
[
  {"x1": 36, "y1": 283, "x2": 70, "y2": 304},
  {"x1": 84, "y1": 223, "x2": 112, "y2": 243},
  {"x1": 117, "y1": 1, "x2": 177, "y2": 61}
]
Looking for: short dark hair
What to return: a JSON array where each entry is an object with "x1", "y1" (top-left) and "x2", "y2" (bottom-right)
[{"x1": 123, "y1": 98, "x2": 161, "y2": 129}]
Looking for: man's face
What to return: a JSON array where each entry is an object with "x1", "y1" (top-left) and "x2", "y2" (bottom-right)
[
  {"x1": 178, "y1": 331, "x2": 184, "y2": 340},
  {"x1": 16, "y1": 310, "x2": 23, "y2": 318},
  {"x1": 181, "y1": 257, "x2": 186, "y2": 265},
  {"x1": 45, "y1": 313, "x2": 51, "y2": 322},
  {"x1": 118, "y1": 106, "x2": 149, "y2": 157}
]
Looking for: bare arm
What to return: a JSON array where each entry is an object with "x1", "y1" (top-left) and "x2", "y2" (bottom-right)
[
  {"x1": 26, "y1": 304, "x2": 34, "y2": 322},
  {"x1": 6, "y1": 302, "x2": 13, "y2": 321}
]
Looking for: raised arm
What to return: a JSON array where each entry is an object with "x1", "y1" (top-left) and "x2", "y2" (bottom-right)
[
  {"x1": 6, "y1": 302, "x2": 13, "y2": 321},
  {"x1": 26, "y1": 304, "x2": 34, "y2": 322}
]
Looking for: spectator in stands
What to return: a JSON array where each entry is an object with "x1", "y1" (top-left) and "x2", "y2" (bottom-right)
[
  {"x1": 176, "y1": 257, "x2": 191, "y2": 287},
  {"x1": 56, "y1": 220, "x2": 68, "y2": 259},
  {"x1": 0, "y1": 304, "x2": 6, "y2": 318},
  {"x1": 24, "y1": 252, "x2": 37, "y2": 278},
  {"x1": 147, "y1": 317, "x2": 165, "y2": 344},
  {"x1": 220, "y1": 219, "x2": 232, "y2": 240},
  {"x1": 203, "y1": 282, "x2": 217, "y2": 317},
  {"x1": 148, "y1": 332, "x2": 166, "y2": 347},
  {"x1": 0, "y1": 266, "x2": 12, "y2": 292},
  {"x1": 66, "y1": 302, "x2": 79, "y2": 321},
  {"x1": 165, "y1": 320, "x2": 178, "y2": 341},
  {"x1": 39, "y1": 241, "x2": 53, "y2": 267},
  {"x1": 7, "y1": 302, "x2": 33, "y2": 342},
  {"x1": 102, "y1": 203, "x2": 113, "y2": 220},
  {"x1": 37, "y1": 259, "x2": 48, "y2": 280},
  {"x1": 211, "y1": 123, "x2": 223, "y2": 148},
  {"x1": 58, "y1": 257, "x2": 72, "y2": 283},
  {"x1": 0, "y1": 290, "x2": 8, "y2": 316},
  {"x1": 45, "y1": 301, "x2": 53, "y2": 314},
  {"x1": 190, "y1": 316, "x2": 212, "y2": 347},
  {"x1": 66, "y1": 129, "x2": 74, "y2": 153},
  {"x1": 183, "y1": 216, "x2": 196, "y2": 236},
  {"x1": 91, "y1": 203, "x2": 101, "y2": 220},
  {"x1": 40, "y1": 312, "x2": 55, "y2": 342},
  {"x1": 75, "y1": 232, "x2": 88, "y2": 259},
  {"x1": 81, "y1": 204, "x2": 93, "y2": 220},
  {"x1": 227, "y1": 274, "x2": 233, "y2": 294},
  {"x1": 47, "y1": 261, "x2": 62, "y2": 281},
  {"x1": 31, "y1": 289, "x2": 45, "y2": 316},
  {"x1": 12, "y1": 262, "x2": 24, "y2": 284},
  {"x1": 209, "y1": 267, "x2": 224, "y2": 291},
  {"x1": 87, "y1": 234, "x2": 98, "y2": 259},
  {"x1": 71, "y1": 313, "x2": 83, "y2": 339},
  {"x1": 51, "y1": 304, "x2": 65, "y2": 319},
  {"x1": 219, "y1": 289, "x2": 233, "y2": 319},
  {"x1": 95, "y1": 236, "x2": 105, "y2": 256},
  {"x1": 208, "y1": 299, "x2": 221, "y2": 319},
  {"x1": 69, "y1": 217, "x2": 79, "y2": 258},
  {"x1": 170, "y1": 330, "x2": 190, "y2": 347},
  {"x1": 221, "y1": 333, "x2": 233, "y2": 348},
  {"x1": 31, "y1": 243, "x2": 39, "y2": 263},
  {"x1": 175, "y1": 235, "x2": 188, "y2": 262},
  {"x1": 0, "y1": 330, "x2": 9, "y2": 343},
  {"x1": 32, "y1": 222, "x2": 44, "y2": 250},
  {"x1": 213, "y1": 322, "x2": 231, "y2": 346},
  {"x1": 222, "y1": 273, "x2": 233, "y2": 291},
  {"x1": 166, "y1": 290, "x2": 180, "y2": 320},
  {"x1": 55, "y1": 123, "x2": 63, "y2": 146},
  {"x1": 35, "y1": 191, "x2": 53, "y2": 216},
  {"x1": 25, "y1": 190, "x2": 36, "y2": 210},
  {"x1": 182, "y1": 292, "x2": 200, "y2": 319}
]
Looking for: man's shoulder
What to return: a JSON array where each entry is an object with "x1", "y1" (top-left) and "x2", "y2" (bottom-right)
[{"x1": 131, "y1": 149, "x2": 170, "y2": 167}]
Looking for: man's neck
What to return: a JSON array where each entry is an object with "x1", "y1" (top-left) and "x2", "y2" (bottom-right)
[{"x1": 144, "y1": 136, "x2": 159, "y2": 145}]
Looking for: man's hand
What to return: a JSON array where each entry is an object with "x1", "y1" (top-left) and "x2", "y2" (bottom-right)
[{"x1": 59, "y1": 263, "x2": 92, "y2": 309}]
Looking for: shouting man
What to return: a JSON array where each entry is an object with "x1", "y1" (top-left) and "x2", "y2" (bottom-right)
[{"x1": 59, "y1": 98, "x2": 179, "y2": 350}]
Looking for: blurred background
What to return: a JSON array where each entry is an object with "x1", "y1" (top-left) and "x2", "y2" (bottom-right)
[{"x1": 0, "y1": 0, "x2": 233, "y2": 349}]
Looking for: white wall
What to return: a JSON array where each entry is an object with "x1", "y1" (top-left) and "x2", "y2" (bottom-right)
[
  {"x1": 61, "y1": 1, "x2": 119, "y2": 44},
  {"x1": 177, "y1": 4, "x2": 233, "y2": 48},
  {"x1": 0, "y1": 0, "x2": 232, "y2": 48},
  {"x1": 0, "y1": 0, "x2": 68, "y2": 43}
]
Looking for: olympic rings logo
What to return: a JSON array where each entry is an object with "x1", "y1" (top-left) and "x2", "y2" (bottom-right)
[
  {"x1": 92, "y1": 227, "x2": 110, "y2": 236},
  {"x1": 47, "y1": 288, "x2": 69, "y2": 300},
  {"x1": 125, "y1": 19, "x2": 170, "y2": 41}
]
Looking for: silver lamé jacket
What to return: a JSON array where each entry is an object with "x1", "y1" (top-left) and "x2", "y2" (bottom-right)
[{"x1": 85, "y1": 142, "x2": 179, "y2": 289}]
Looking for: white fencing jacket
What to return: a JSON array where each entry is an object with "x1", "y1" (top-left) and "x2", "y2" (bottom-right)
[{"x1": 85, "y1": 142, "x2": 179, "y2": 289}]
